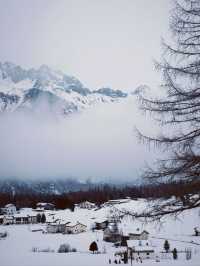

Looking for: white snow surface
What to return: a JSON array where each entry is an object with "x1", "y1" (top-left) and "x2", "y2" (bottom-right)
[{"x1": 1, "y1": 199, "x2": 200, "y2": 266}]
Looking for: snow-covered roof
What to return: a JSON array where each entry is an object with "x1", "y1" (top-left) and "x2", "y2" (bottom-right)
[
  {"x1": 83, "y1": 201, "x2": 95, "y2": 205},
  {"x1": 34, "y1": 207, "x2": 45, "y2": 211},
  {"x1": 4, "y1": 215, "x2": 14, "y2": 220},
  {"x1": 5, "y1": 203, "x2": 15, "y2": 208},
  {"x1": 109, "y1": 199, "x2": 130, "y2": 203},
  {"x1": 14, "y1": 213, "x2": 28, "y2": 218},
  {"x1": 94, "y1": 218, "x2": 108, "y2": 223},
  {"x1": 36, "y1": 202, "x2": 55, "y2": 206},
  {"x1": 134, "y1": 246, "x2": 154, "y2": 252},
  {"x1": 77, "y1": 201, "x2": 96, "y2": 207},
  {"x1": 13, "y1": 213, "x2": 37, "y2": 218},
  {"x1": 129, "y1": 229, "x2": 149, "y2": 235},
  {"x1": 106, "y1": 199, "x2": 131, "y2": 205},
  {"x1": 15, "y1": 208, "x2": 38, "y2": 217},
  {"x1": 65, "y1": 221, "x2": 87, "y2": 227},
  {"x1": 65, "y1": 222, "x2": 78, "y2": 227},
  {"x1": 121, "y1": 227, "x2": 149, "y2": 236},
  {"x1": 48, "y1": 221, "x2": 69, "y2": 226},
  {"x1": 114, "y1": 248, "x2": 127, "y2": 254}
]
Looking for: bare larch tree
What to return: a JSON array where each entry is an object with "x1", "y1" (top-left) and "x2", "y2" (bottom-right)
[{"x1": 133, "y1": 0, "x2": 200, "y2": 220}]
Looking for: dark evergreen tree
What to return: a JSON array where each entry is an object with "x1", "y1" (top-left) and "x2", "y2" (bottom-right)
[
  {"x1": 164, "y1": 240, "x2": 170, "y2": 253},
  {"x1": 41, "y1": 213, "x2": 46, "y2": 223},
  {"x1": 123, "y1": 251, "x2": 128, "y2": 264},
  {"x1": 69, "y1": 202, "x2": 75, "y2": 212},
  {"x1": 36, "y1": 213, "x2": 41, "y2": 223},
  {"x1": 173, "y1": 248, "x2": 178, "y2": 259},
  {"x1": 194, "y1": 227, "x2": 200, "y2": 236},
  {"x1": 89, "y1": 241, "x2": 98, "y2": 254}
]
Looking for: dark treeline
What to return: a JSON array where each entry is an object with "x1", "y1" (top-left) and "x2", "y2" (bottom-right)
[{"x1": 0, "y1": 181, "x2": 199, "y2": 210}]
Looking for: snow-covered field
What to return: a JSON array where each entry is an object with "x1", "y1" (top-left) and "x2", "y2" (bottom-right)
[{"x1": 1, "y1": 199, "x2": 200, "y2": 266}]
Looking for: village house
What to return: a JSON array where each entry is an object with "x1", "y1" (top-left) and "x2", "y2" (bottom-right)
[
  {"x1": 103, "y1": 222, "x2": 122, "y2": 242},
  {"x1": 0, "y1": 208, "x2": 38, "y2": 225},
  {"x1": 4, "y1": 204, "x2": 17, "y2": 215},
  {"x1": 102, "y1": 198, "x2": 131, "y2": 207},
  {"x1": 103, "y1": 226, "x2": 150, "y2": 245},
  {"x1": 46, "y1": 220, "x2": 67, "y2": 233},
  {"x1": 36, "y1": 202, "x2": 55, "y2": 210},
  {"x1": 14, "y1": 213, "x2": 37, "y2": 224},
  {"x1": 129, "y1": 228, "x2": 149, "y2": 240},
  {"x1": 2, "y1": 212, "x2": 37, "y2": 225},
  {"x1": 127, "y1": 240, "x2": 155, "y2": 260},
  {"x1": 29, "y1": 215, "x2": 37, "y2": 224},
  {"x1": 77, "y1": 201, "x2": 96, "y2": 210},
  {"x1": 94, "y1": 219, "x2": 109, "y2": 230},
  {"x1": 46, "y1": 219, "x2": 87, "y2": 234},
  {"x1": 65, "y1": 221, "x2": 87, "y2": 234},
  {"x1": 15, "y1": 214, "x2": 29, "y2": 224},
  {"x1": 3, "y1": 215, "x2": 15, "y2": 225}
]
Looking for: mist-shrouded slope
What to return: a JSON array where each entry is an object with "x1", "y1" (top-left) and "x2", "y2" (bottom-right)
[{"x1": 0, "y1": 62, "x2": 128, "y2": 115}]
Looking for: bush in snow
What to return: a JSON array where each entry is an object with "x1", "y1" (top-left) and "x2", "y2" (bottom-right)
[
  {"x1": 40, "y1": 247, "x2": 54, "y2": 253},
  {"x1": 0, "y1": 231, "x2": 8, "y2": 238},
  {"x1": 58, "y1": 244, "x2": 70, "y2": 253},
  {"x1": 58, "y1": 244, "x2": 76, "y2": 253}
]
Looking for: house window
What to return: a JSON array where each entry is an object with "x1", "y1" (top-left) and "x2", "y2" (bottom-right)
[{"x1": 146, "y1": 252, "x2": 149, "y2": 255}]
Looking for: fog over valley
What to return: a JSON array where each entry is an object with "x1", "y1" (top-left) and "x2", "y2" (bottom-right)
[{"x1": 0, "y1": 95, "x2": 158, "y2": 182}]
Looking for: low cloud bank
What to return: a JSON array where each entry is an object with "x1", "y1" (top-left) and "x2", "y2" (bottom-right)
[{"x1": 0, "y1": 97, "x2": 158, "y2": 182}]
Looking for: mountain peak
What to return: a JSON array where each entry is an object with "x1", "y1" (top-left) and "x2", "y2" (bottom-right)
[{"x1": 0, "y1": 61, "x2": 129, "y2": 115}]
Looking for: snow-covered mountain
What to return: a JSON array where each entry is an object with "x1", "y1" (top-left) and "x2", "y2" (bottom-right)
[{"x1": 0, "y1": 62, "x2": 128, "y2": 115}]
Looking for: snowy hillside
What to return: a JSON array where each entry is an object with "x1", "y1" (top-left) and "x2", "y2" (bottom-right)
[
  {"x1": 0, "y1": 199, "x2": 200, "y2": 266},
  {"x1": 0, "y1": 62, "x2": 128, "y2": 115}
]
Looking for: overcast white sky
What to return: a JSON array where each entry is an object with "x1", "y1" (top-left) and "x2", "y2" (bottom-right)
[
  {"x1": 0, "y1": 0, "x2": 172, "y2": 181},
  {"x1": 0, "y1": 0, "x2": 171, "y2": 91}
]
